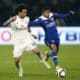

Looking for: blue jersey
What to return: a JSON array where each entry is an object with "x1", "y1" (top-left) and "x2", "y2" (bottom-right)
[{"x1": 29, "y1": 12, "x2": 71, "y2": 41}]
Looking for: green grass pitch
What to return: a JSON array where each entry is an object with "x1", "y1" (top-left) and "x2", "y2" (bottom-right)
[{"x1": 0, "y1": 45, "x2": 80, "y2": 80}]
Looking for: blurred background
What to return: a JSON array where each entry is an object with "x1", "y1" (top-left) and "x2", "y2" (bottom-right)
[
  {"x1": 0, "y1": 1, "x2": 80, "y2": 80},
  {"x1": 0, "y1": 0, "x2": 80, "y2": 26}
]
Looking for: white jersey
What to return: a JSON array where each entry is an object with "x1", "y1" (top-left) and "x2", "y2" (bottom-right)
[
  {"x1": 10, "y1": 16, "x2": 32, "y2": 45},
  {"x1": 9, "y1": 15, "x2": 37, "y2": 57}
]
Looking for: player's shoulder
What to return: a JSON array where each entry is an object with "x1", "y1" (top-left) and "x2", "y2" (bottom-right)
[
  {"x1": 52, "y1": 12, "x2": 59, "y2": 16},
  {"x1": 24, "y1": 16, "x2": 30, "y2": 21},
  {"x1": 34, "y1": 17, "x2": 42, "y2": 22},
  {"x1": 39, "y1": 16, "x2": 46, "y2": 20},
  {"x1": 39, "y1": 12, "x2": 54, "y2": 20},
  {"x1": 25, "y1": 16, "x2": 30, "y2": 19},
  {"x1": 50, "y1": 12, "x2": 54, "y2": 17},
  {"x1": 49, "y1": 12, "x2": 59, "y2": 17},
  {"x1": 49, "y1": 12, "x2": 58, "y2": 18},
  {"x1": 15, "y1": 15, "x2": 19, "y2": 20},
  {"x1": 39, "y1": 15, "x2": 49, "y2": 21}
]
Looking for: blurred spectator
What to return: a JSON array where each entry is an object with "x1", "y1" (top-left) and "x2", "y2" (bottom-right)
[{"x1": 0, "y1": 0, "x2": 80, "y2": 26}]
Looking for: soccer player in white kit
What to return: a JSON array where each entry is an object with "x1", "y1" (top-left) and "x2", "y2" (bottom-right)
[{"x1": 3, "y1": 4, "x2": 50, "y2": 77}]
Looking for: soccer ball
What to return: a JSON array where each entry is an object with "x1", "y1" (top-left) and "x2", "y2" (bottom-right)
[{"x1": 57, "y1": 68, "x2": 66, "y2": 77}]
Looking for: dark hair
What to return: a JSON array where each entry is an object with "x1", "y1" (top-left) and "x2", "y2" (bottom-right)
[
  {"x1": 15, "y1": 4, "x2": 27, "y2": 14},
  {"x1": 42, "y1": 7, "x2": 51, "y2": 12}
]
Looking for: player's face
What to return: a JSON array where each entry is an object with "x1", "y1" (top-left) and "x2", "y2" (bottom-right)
[
  {"x1": 42, "y1": 10, "x2": 50, "y2": 18},
  {"x1": 19, "y1": 9, "x2": 27, "y2": 18}
]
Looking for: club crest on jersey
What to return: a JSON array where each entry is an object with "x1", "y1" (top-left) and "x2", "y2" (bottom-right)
[
  {"x1": 46, "y1": 22, "x2": 55, "y2": 28},
  {"x1": 44, "y1": 21, "x2": 48, "y2": 24}
]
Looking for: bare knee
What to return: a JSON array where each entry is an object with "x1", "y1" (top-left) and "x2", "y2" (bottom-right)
[
  {"x1": 14, "y1": 57, "x2": 21, "y2": 63},
  {"x1": 51, "y1": 44, "x2": 57, "y2": 52},
  {"x1": 32, "y1": 47, "x2": 40, "y2": 54}
]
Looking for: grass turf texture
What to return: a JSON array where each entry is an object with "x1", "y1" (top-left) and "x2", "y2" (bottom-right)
[{"x1": 0, "y1": 45, "x2": 80, "y2": 80}]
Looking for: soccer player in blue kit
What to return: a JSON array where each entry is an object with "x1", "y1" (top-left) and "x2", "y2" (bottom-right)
[{"x1": 29, "y1": 7, "x2": 74, "y2": 74}]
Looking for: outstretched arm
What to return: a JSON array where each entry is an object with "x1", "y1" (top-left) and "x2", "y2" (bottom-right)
[
  {"x1": 3, "y1": 16, "x2": 16, "y2": 26},
  {"x1": 28, "y1": 18, "x2": 41, "y2": 28},
  {"x1": 53, "y1": 11, "x2": 75, "y2": 19}
]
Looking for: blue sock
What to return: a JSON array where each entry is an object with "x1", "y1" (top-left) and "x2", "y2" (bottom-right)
[
  {"x1": 47, "y1": 51, "x2": 58, "y2": 66},
  {"x1": 52, "y1": 51, "x2": 58, "y2": 66}
]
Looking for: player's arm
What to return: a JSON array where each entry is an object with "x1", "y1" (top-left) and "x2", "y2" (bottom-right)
[
  {"x1": 28, "y1": 20, "x2": 39, "y2": 39},
  {"x1": 28, "y1": 18, "x2": 41, "y2": 39},
  {"x1": 55, "y1": 18, "x2": 66, "y2": 26},
  {"x1": 28, "y1": 18, "x2": 41, "y2": 28},
  {"x1": 53, "y1": 11, "x2": 75, "y2": 19},
  {"x1": 3, "y1": 16, "x2": 16, "y2": 26},
  {"x1": 28, "y1": 28, "x2": 37, "y2": 39}
]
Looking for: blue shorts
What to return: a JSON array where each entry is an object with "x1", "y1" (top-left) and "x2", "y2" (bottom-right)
[{"x1": 45, "y1": 39, "x2": 60, "y2": 52}]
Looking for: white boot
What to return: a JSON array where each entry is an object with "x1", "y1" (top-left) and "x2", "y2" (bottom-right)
[{"x1": 40, "y1": 60, "x2": 51, "y2": 69}]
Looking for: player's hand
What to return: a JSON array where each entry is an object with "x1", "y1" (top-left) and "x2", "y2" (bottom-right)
[
  {"x1": 3, "y1": 16, "x2": 16, "y2": 26},
  {"x1": 32, "y1": 34, "x2": 37, "y2": 39},
  {"x1": 69, "y1": 11, "x2": 75, "y2": 14},
  {"x1": 9, "y1": 16, "x2": 16, "y2": 22}
]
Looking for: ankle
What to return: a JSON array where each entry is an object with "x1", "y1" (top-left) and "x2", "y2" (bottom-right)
[{"x1": 56, "y1": 66, "x2": 61, "y2": 70}]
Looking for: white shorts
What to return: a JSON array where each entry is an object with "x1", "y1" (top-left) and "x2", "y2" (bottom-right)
[{"x1": 13, "y1": 38, "x2": 37, "y2": 58}]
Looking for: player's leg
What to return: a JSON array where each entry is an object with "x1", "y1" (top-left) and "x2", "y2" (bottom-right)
[
  {"x1": 44, "y1": 39, "x2": 53, "y2": 61},
  {"x1": 14, "y1": 56, "x2": 23, "y2": 77},
  {"x1": 32, "y1": 47, "x2": 43, "y2": 61},
  {"x1": 50, "y1": 43, "x2": 60, "y2": 70},
  {"x1": 14, "y1": 57, "x2": 21, "y2": 69},
  {"x1": 26, "y1": 37, "x2": 51, "y2": 69},
  {"x1": 13, "y1": 46, "x2": 23, "y2": 77},
  {"x1": 29, "y1": 45, "x2": 51, "y2": 69},
  {"x1": 45, "y1": 40, "x2": 60, "y2": 69}
]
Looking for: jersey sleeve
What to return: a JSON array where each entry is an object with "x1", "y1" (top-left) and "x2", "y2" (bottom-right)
[
  {"x1": 53, "y1": 12, "x2": 71, "y2": 19},
  {"x1": 28, "y1": 18, "x2": 41, "y2": 28}
]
